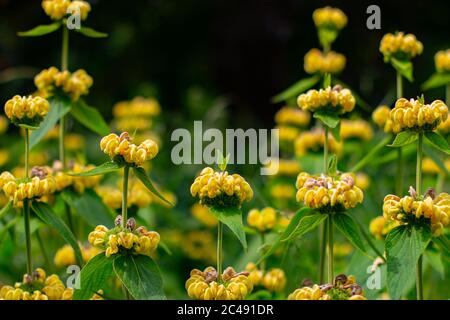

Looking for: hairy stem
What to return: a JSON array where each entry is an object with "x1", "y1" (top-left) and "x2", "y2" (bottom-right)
[
  {"x1": 416, "y1": 132, "x2": 424, "y2": 300},
  {"x1": 122, "y1": 166, "x2": 129, "y2": 227},
  {"x1": 319, "y1": 222, "x2": 327, "y2": 283},
  {"x1": 327, "y1": 215, "x2": 334, "y2": 284},
  {"x1": 395, "y1": 71, "x2": 404, "y2": 195},
  {"x1": 24, "y1": 129, "x2": 32, "y2": 276},
  {"x1": 217, "y1": 221, "x2": 223, "y2": 279}
]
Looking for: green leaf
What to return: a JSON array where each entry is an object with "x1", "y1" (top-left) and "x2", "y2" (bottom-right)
[
  {"x1": 70, "y1": 100, "x2": 109, "y2": 136},
  {"x1": 60, "y1": 189, "x2": 113, "y2": 227},
  {"x1": 0, "y1": 201, "x2": 13, "y2": 220},
  {"x1": 385, "y1": 225, "x2": 431, "y2": 299},
  {"x1": 31, "y1": 201, "x2": 83, "y2": 265},
  {"x1": 333, "y1": 213, "x2": 366, "y2": 253},
  {"x1": 327, "y1": 154, "x2": 338, "y2": 176},
  {"x1": 318, "y1": 27, "x2": 339, "y2": 50},
  {"x1": 423, "y1": 145, "x2": 450, "y2": 176},
  {"x1": 433, "y1": 235, "x2": 450, "y2": 257},
  {"x1": 75, "y1": 26, "x2": 108, "y2": 38},
  {"x1": 313, "y1": 110, "x2": 340, "y2": 128},
  {"x1": 216, "y1": 150, "x2": 230, "y2": 172},
  {"x1": 113, "y1": 254, "x2": 165, "y2": 300},
  {"x1": 350, "y1": 135, "x2": 392, "y2": 172},
  {"x1": 19, "y1": 124, "x2": 39, "y2": 130},
  {"x1": 282, "y1": 212, "x2": 327, "y2": 242},
  {"x1": 424, "y1": 131, "x2": 450, "y2": 155},
  {"x1": 331, "y1": 120, "x2": 341, "y2": 141},
  {"x1": 132, "y1": 167, "x2": 173, "y2": 206},
  {"x1": 69, "y1": 161, "x2": 123, "y2": 177},
  {"x1": 424, "y1": 251, "x2": 444, "y2": 279},
  {"x1": 30, "y1": 96, "x2": 71, "y2": 149},
  {"x1": 18, "y1": 22, "x2": 61, "y2": 37},
  {"x1": 73, "y1": 254, "x2": 115, "y2": 300},
  {"x1": 422, "y1": 73, "x2": 450, "y2": 91},
  {"x1": 391, "y1": 57, "x2": 413, "y2": 82},
  {"x1": 388, "y1": 131, "x2": 418, "y2": 147},
  {"x1": 323, "y1": 73, "x2": 331, "y2": 88},
  {"x1": 271, "y1": 75, "x2": 320, "y2": 103},
  {"x1": 210, "y1": 206, "x2": 247, "y2": 249}
]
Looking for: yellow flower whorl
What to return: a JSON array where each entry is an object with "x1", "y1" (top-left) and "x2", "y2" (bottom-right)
[
  {"x1": 54, "y1": 244, "x2": 101, "y2": 267},
  {"x1": 304, "y1": 49, "x2": 346, "y2": 75},
  {"x1": 191, "y1": 203, "x2": 218, "y2": 227},
  {"x1": 182, "y1": 231, "x2": 216, "y2": 263},
  {"x1": 313, "y1": 7, "x2": 347, "y2": 30},
  {"x1": 297, "y1": 86, "x2": 356, "y2": 115},
  {"x1": 262, "y1": 268, "x2": 286, "y2": 293},
  {"x1": 295, "y1": 128, "x2": 342, "y2": 157},
  {"x1": 435, "y1": 49, "x2": 450, "y2": 73},
  {"x1": 369, "y1": 216, "x2": 399, "y2": 240},
  {"x1": 113, "y1": 97, "x2": 161, "y2": 118},
  {"x1": 247, "y1": 207, "x2": 277, "y2": 232},
  {"x1": 380, "y1": 32, "x2": 423, "y2": 59},
  {"x1": 42, "y1": 0, "x2": 70, "y2": 20},
  {"x1": 372, "y1": 105, "x2": 394, "y2": 133},
  {"x1": 67, "y1": 0, "x2": 91, "y2": 21},
  {"x1": 274, "y1": 106, "x2": 311, "y2": 127},
  {"x1": 4, "y1": 95, "x2": 49, "y2": 127},
  {"x1": 340, "y1": 119, "x2": 373, "y2": 141}
]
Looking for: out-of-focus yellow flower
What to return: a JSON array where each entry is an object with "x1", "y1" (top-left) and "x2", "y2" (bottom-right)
[
  {"x1": 390, "y1": 98, "x2": 448, "y2": 133},
  {"x1": 277, "y1": 213, "x2": 292, "y2": 228},
  {"x1": 185, "y1": 266, "x2": 253, "y2": 300},
  {"x1": 422, "y1": 157, "x2": 450, "y2": 175},
  {"x1": 34, "y1": 67, "x2": 93, "y2": 101},
  {"x1": 53, "y1": 162, "x2": 101, "y2": 194},
  {"x1": 190, "y1": 167, "x2": 253, "y2": 208},
  {"x1": 276, "y1": 125, "x2": 301, "y2": 143},
  {"x1": 296, "y1": 172, "x2": 364, "y2": 211},
  {"x1": 383, "y1": 191, "x2": 449, "y2": 236},
  {"x1": 191, "y1": 203, "x2": 217, "y2": 227},
  {"x1": 295, "y1": 128, "x2": 342, "y2": 156},
  {"x1": 270, "y1": 183, "x2": 296, "y2": 201},
  {"x1": 54, "y1": 244, "x2": 101, "y2": 267},
  {"x1": 438, "y1": 116, "x2": 450, "y2": 134},
  {"x1": 67, "y1": 0, "x2": 91, "y2": 21},
  {"x1": 262, "y1": 268, "x2": 286, "y2": 293},
  {"x1": 100, "y1": 132, "x2": 158, "y2": 167},
  {"x1": 297, "y1": 85, "x2": 355, "y2": 115},
  {"x1": 275, "y1": 106, "x2": 311, "y2": 127},
  {"x1": 304, "y1": 49, "x2": 346, "y2": 74},
  {"x1": 182, "y1": 231, "x2": 216, "y2": 263},
  {"x1": 313, "y1": 7, "x2": 347, "y2": 30},
  {"x1": 265, "y1": 159, "x2": 301, "y2": 178},
  {"x1": 150, "y1": 188, "x2": 176, "y2": 208},
  {"x1": 372, "y1": 105, "x2": 394, "y2": 133},
  {"x1": 333, "y1": 243, "x2": 353, "y2": 258},
  {"x1": 435, "y1": 49, "x2": 450, "y2": 73},
  {"x1": 65, "y1": 134, "x2": 85, "y2": 151},
  {"x1": 340, "y1": 119, "x2": 373, "y2": 141},
  {"x1": 369, "y1": 215, "x2": 399, "y2": 240},
  {"x1": 42, "y1": 0, "x2": 70, "y2": 20},
  {"x1": 245, "y1": 263, "x2": 263, "y2": 286},
  {"x1": 4, "y1": 95, "x2": 49, "y2": 127},
  {"x1": 247, "y1": 207, "x2": 277, "y2": 233},
  {"x1": 0, "y1": 150, "x2": 9, "y2": 167},
  {"x1": 113, "y1": 97, "x2": 161, "y2": 118},
  {"x1": 114, "y1": 117, "x2": 152, "y2": 132},
  {"x1": 355, "y1": 173, "x2": 370, "y2": 191},
  {"x1": 0, "y1": 116, "x2": 9, "y2": 134},
  {"x1": 95, "y1": 186, "x2": 122, "y2": 209},
  {"x1": 380, "y1": 32, "x2": 423, "y2": 60}
]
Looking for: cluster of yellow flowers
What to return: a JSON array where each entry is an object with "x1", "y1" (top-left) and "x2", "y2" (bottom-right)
[
  {"x1": 379, "y1": 32, "x2": 423, "y2": 59},
  {"x1": 54, "y1": 244, "x2": 101, "y2": 267},
  {"x1": 369, "y1": 216, "x2": 400, "y2": 240},
  {"x1": 4, "y1": 95, "x2": 49, "y2": 127},
  {"x1": 304, "y1": 49, "x2": 346, "y2": 74},
  {"x1": 53, "y1": 162, "x2": 101, "y2": 193},
  {"x1": 100, "y1": 132, "x2": 159, "y2": 167},
  {"x1": 190, "y1": 167, "x2": 253, "y2": 208},
  {"x1": 113, "y1": 97, "x2": 161, "y2": 119},
  {"x1": 296, "y1": 172, "x2": 364, "y2": 211},
  {"x1": 182, "y1": 231, "x2": 216, "y2": 263},
  {"x1": 185, "y1": 266, "x2": 253, "y2": 300},
  {"x1": 295, "y1": 128, "x2": 342, "y2": 156},
  {"x1": 276, "y1": 126, "x2": 301, "y2": 144},
  {"x1": 435, "y1": 49, "x2": 450, "y2": 73},
  {"x1": 247, "y1": 207, "x2": 277, "y2": 233},
  {"x1": 265, "y1": 159, "x2": 301, "y2": 178},
  {"x1": 372, "y1": 105, "x2": 394, "y2": 133},
  {"x1": 245, "y1": 263, "x2": 286, "y2": 293},
  {"x1": 0, "y1": 169, "x2": 56, "y2": 206},
  {"x1": 274, "y1": 106, "x2": 311, "y2": 127},
  {"x1": 191, "y1": 203, "x2": 217, "y2": 227},
  {"x1": 422, "y1": 157, "x2": 450, "y2": 175},
  {"x1": 88, "y1": 217, "x2": 160, "y2": 257},
  {"x1": 288, "y1": 274, "x2": 365, "y2": 300},
  {"x1": 383, "y1": 191, "x2": 449, "y2": 236},
  {"x1": 42, "y1": 0, "x2": 91, "y2": 21},
  {"x1": 45, "y1": 126, "x2": 86, "y2": 151},
  {"x1": 0, "y1": 268, "x2": 73, "y2": 300},
  {"x1": 270, "y1": 183, "x2": 296, "y2": 201},
  {"x1": 340, "y1": 119, "x2": 374, "y2": 141},
  {"x1": 312, "y1": 7, "x2": 347, "y2": 30},
  {"x1": 297, "y1": 85, "x2": 356, "y2": 115},
  {"x1": 390, "y1": 98, "x2": 448, "y2": 133},
  {"x1": 34, "y1": 67, "x2": 93, "y2": 101},
  {"x1": 438, "y1": 117, "x2": 450, "y2": 134}
]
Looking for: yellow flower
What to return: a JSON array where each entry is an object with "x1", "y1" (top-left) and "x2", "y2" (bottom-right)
[
  {"x1": 313, "y1": 7, "x2": 347, "y2": 30},
  {"x1": 438, "y1": 116, "x2": 450, "y2": 134},
  {"x1": 422, "y1": 157, "x2": 450, "y2": 175},
  {"x1": 355, "y1": 173, "x2": 370, "y2": 191},
  {"x1": 114, "y1": 117, "x2": 152, "y2": 132},
  {"x1": 435, "y1": 49, "x2": 450, "y2": 73},
  {"x1": 369, "y1": 216, "x2": 399, "y2": 240},
  {"x1": 244, "y1": 263, "x2": 263, "y2": 286},
  {"x1": 54, "y1": 244, "x2": 102, "y2": 267},
  {"x1": 383, "y1": 191, "x2": 450, "y2": 236},
  {"x1": 276, "y1": 125, "x2": 301, "y2": 143},
  {"x1": 262, "y1": 268, "x2": 286, "y2": 292},
  {"x1": 295, "y1": 128, "x2": 342, "y2": 156},
  {"x1": 42, "y1": 0, "x2": 70, "y2": 20},
  {"x1": 380, "y1": 32, "x2": 423, "y2": 60},
  {"x1": 372, "y1": 105, "x2": 394, "y2": 133},
  {"x1": 297, "y1": 86, "x2": 355, "y2": 115},
  {"x1": 288, "y1": 285, "x2": 328, "y2": 300},
  {"x1": 66, "y1": 133, "x2": 85, "y2": 151},
  {"x1": 390, "y1": 98, "x2": 448, "y2": 133},
  {"x1": 333, "y1": 243, "x2": 353, "y2": 258},
  {"x1": 4, "y1": 95, "x2": 49, "y2": 127},
  {"x1": 270, "y1": 183, "x2": 296, "y2": 201},
  {"x1": 247, "y1": 207, "x2": 277, "y2": 232},
  {"x1": 274, "y1": 106, "x2": 310, "y2": 127},
  {"x1": 182, "y1": 231, "x2": 216, "y2": 263},
  {"x1": 67, "y1": 1, "x2": 91, "y2": 21},
  {"x1": 191, "y1": 203, "x2": 217, "y2": 227},
  {"x1": 190, "y1": 167, "x2": 253, "y2": 208},
  {"x1": 100, "y1": 132, "x2": 159, "y2": 167},
  {"x1": 304, "y1": 49, "x2": 346, "y2": 75},
  {"x1": 340, "y1": 119, "x2": 373, "y2": 141},
  {"x1": 113, "y1": 97, "x2": 161, "y2": 118},
  {"x1": 265, "y1": 159, "x2": 301, "y2": 178},
  {"x1": 296, "y1": 172, "x2": 364, "y2": 211},
  {"x1": 96, "y1": 186, "x2": 122, "y2": 209},
  {"x1": 0, "y1": 115, "x2": 9, "y2": 134}
]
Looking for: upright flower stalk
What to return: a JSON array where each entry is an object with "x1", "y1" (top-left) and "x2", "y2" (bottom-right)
[
  {"x1": 415, "y1": 131, "x2": 424, "y2": 300},
  {"x1": 396, "y1": 71, "x2": 403, "y2": 195},
  {"x1": 24, "y1": 128, "x2": 32, "y2": 276},
  {"x1": 59, "y1": 23, "x2": 69, "y2": 168}
]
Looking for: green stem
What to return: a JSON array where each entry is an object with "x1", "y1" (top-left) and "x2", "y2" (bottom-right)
[
  {"x1": 260, "y1": 233, "x2": 266, "y2": 271},
  {"x1": 59, "y1": 116, "x2": 66, "y2": 169},
  {"x1": 324, "y1": 125, "x2": 329, "y2": 174},
  {"x1": 25, "y1": 129, "x2": 29, "y2": 179},
  {"x1": 217, "y1": 221, "x2": 223, "y2": 279},
  {"x1": 65, "y1": 202, "x2": 75, "y2": 234},
  {"x1": 396, "y1": 71, "x2": 403, "y2": 99},
  {"x1": 327, "y1": 215, "x2": 334, "y2": 284},
  {"x1": 395, "y1": 71, "x2": 404, "y2": 195},
  {"x1": 36, "y1": 229, "x2": 52, "y2": 273},
  {"x1": 446, "y1": 84, "x2": 450, "y2": 107},
  {"x1": 24, "y1": 128, "x2": 32, "y2": 276},
  {"x1": 121, "y1": 166, "x2": 130, "y2": 227},
  {"x1": 319, "y1": 222, "x2": 327, "y2": 284},
  {"x1": 355, "y1": 216, "x2": 386, "y2": 262},
  {"x1": 59, "y1": 25, "x2": 69, "y2": 168},
  {"x1": 436, "y1": 172, "x2": 444, "y2": 193},
  {"x1": 416, "y1": 255, "x2": 423, "y2": 300},
  {"x1": 416, "y1": 132, "x2": 424, "y2": 300}
]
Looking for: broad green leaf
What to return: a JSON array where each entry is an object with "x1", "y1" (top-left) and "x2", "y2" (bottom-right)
[
  {"x1": 424, "y1": 131, "x2": 450, "y2": 155},
  {"x1": 31, "y1": 201, "x2": 83, "y2": 265},
  {"x1": 327, "y1": 154, "x2": 338, "y2": 176},
  {"x1": 60, "y1": 189, "x2": 113, "y2": 227},
  {"x1": 333, "y1": 213, "x2": 366, "y2": 253},
  {"x1": 313, "y1": 110, "x2": 340, "y2": 128},
  {"x1": 388, "y1": 131, "x2": 418, "y2": 147},
  {"x1": 30, "y1": 96, "x2": 71, "y2": 149},
  {"x1": 350, "y1": 135, "x2": 392, "y2": 172},
  {"x1": 423, "y1": 145, "x2": 450, "y2": 176},
  {"x1": 210, "y1": 206, "x2": 247, "y2": 249},
  {"x1": 0, "y1": 201, "x2": 13, "y2": 220},
  {"x1": 132, "y1": 167, "x2": 173, "y2": 206},
  {"x1": 69, "y1": 161, "x2": 123, "y2": 177},
  {"x1": 391, "y1": 57, "x2": 413, "y2": 82},
  {"x1": 75, "y1": 26, "x2": 108, "y2": 38},
  {"x1": 113, "y1": 254, "x2": 165, "y2": 300},
  {"x1": 331, "y1": 120, "x2": 341, "y2": 141},
  {"x1": 18, "y1": 22, "x2": 61, "y2": 37},
  {"x1": 433, "y1": 235, "x2": 450, "y2": 257},
  {"x1": 70, "y1": 100, "x2": 109, "y2": 136},
  {"x1": 422, "y1": 73, "x2": 450, "y2": 91},
  {"x1": 282, "y1": 212, "x2": 327, "y2": 242},
  {"x1": 272, "y1": 75, "x2": 320, "y2": 103},
  {"x1": 73, "y1": 254, "x2": 114, "y2": 300},
  {"x1": 385, "y1": 225, "x2": 431, "y2": 299}
]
